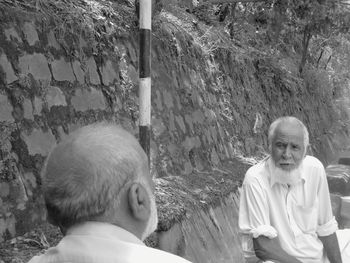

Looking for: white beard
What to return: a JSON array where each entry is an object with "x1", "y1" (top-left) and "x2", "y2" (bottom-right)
[
  {"x1": 270, "y1": 159, "x2": 303, "y2": 186},
  {"x1": 141, "y1": 183, "x2": 158, "y2": 241}
]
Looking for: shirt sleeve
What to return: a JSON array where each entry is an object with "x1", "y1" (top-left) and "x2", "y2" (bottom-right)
[
  {"x1": 239, "y1": 171, "x2": 276, "y2": 238},
  {"x1": 316, "y1": 164, "x2": 338, "y2": 236}
]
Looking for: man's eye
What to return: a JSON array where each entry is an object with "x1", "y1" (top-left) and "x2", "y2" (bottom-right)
[{"x1": 292, "y1": 145, "x2": 300, "y2": 150}]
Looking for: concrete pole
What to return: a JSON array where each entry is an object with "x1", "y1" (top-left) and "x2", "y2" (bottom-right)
[{"x1": 139, "y1": 0, "x2": 152, "y2": 163}]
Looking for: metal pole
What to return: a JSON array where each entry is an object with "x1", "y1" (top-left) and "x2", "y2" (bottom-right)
[{"x1": 139, "y1": 0, "x2": 152, "y2": 163}]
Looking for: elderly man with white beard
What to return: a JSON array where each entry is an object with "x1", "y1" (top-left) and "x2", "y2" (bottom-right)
[
  {"x1": 28, "y1": 123, "x2": 191, "y2": 263},
  {"x1": 239, "y1": 116, "x2": 350, "y2": 263}
]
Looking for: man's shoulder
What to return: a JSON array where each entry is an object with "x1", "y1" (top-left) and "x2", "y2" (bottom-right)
[
  {"x1": 303, "y1": 155, "x2": 324, "y2": 170},
  {"x1": 244, "y1": 160, "x2": 268, "y2": 184}
]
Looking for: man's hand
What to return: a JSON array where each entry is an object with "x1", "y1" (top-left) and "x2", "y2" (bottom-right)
[
  {"x1": 253, "y1": 236, "x2": 302, "y2": 263},
  {"x1": 319, "y1": 232, "x2": 342, "y2": 263}
]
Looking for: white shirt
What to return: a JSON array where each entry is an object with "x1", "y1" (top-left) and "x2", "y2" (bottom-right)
[
  {"x1": 28, "y1": 222, "x2": 192, "y2": 263},
  {"x1": 239, "y1": 155, "x2": 338, "y2": 263}
]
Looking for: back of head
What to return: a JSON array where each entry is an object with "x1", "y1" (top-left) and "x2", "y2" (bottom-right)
[{"x1": 42, "y1": 122, "x2": 148, "y2": 230}]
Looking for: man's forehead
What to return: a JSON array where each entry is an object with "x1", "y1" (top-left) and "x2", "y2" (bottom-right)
[{"x1": 274, "y1": 122, "x2": 304, "y2": 141}]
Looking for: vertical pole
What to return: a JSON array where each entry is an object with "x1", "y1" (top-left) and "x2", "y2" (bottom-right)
[{"x1": 139, "y1": 0, "x2": 152, "y2": 163}]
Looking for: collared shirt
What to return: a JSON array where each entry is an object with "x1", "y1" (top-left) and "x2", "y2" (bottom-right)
[
  {"x1": 28, "y1": 221, "x2": 192, "y2": 263},
  {"x1": 239, "y1": 155, "x2": 338, "y2": 263}
]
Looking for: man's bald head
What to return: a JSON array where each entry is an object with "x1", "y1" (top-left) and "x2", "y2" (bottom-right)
[{"x1": 42, "y1": 122, "x2": 149, "y2": 230}]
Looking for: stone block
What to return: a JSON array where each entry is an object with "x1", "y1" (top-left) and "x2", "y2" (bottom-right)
[
  {"x1": 168, "y1": 111, "x2": 176, "y2": 132},
  {"x1": 168, "y1": 143, "x2": 180, "y2": 160},
  {"x1": 23, "y1": 98, "x2": 34, "y2": 120},
  {"x1": 23, "y1": 22, "x2": 39, "y2": 46},
  {"x1": 46, "y1": 86, "x2": 67, "y2": 108},
  {"x1": 326, "y1": 164, "x2": 350, "y2": 195},
  {"x1": 47, "y1": 30, "x2": 60, "y2": 49},
  {"x1": 86, "y1": 57, "x2": 100, "y2": 85},
  {"x1": 101, "y1": 60, "x2": 118, "y2": 85},
  {"x1": 163, "y1": 90, "x2": 174, "y2": 109},
  {"x1": 18, "y1": 53, "x2": 51, "y2": 80},
  {"x1": 4, "y1": 27, "x2": 22, "y2": 42},
  {"x1": 205, "y1": 129, "x2": 213, "y2": 144},
  {"x1": 33, "y1": 96, "x2": 42, "y2": 115},
  {"x1": 72, "y1": 60, "x2": 85, "y2": 84},
  {"x1": 184, "y1": 115, "x2": 194, "y2": 132},
  {"x1": 155, "y1": 90, "x2": 163, "y2": 111},
  {"x1": 79, "y1": 36, "x2": 88, "y2": 48},
  {"x1": 21, "y1": 128, "x2": 56, "y2": 156},
  {"x1": 0, "y1": 53, "x2": 18, "y2": 84},
  {"x1": 184, "y1": 161, "x2": 193, "y2": 175},
  {"x1": 174, "y1": 94, "x2": 182, "y2": 110},
  {"x1": 0, "y1": 94, "x2": 14, "y2": 122},
  {"x1": 217, "y1": 122, "x2": 225, "y2": 140},
  {"x1": 194, "y1": 154, "x2": 204, "y2": 171},
  {"x1": 0, "y1": 182, "x2": 10, "y2": 198},
  {"x1": 152, "y1": 117, "x2": 166, "y2": 137},
  {"x1": 175, "y1": 115, "x2": 186, "y2": 133},
  {"x1": 211, "y1": 148, "x2": 220, "y2": 165},
  {"x1": 51, "y1": 58, "x2": 76, "y2": 82},
  {"x1": 340, "y1": 196, "x2": 350, "y2": 228},
  {"x1": 223, "y1": 145, "x2": 230, "y2": 159},
  {"x1": 192, "y1": 109, "x2": 205, "y2": 123},
  {"x1": 205, "y1": 109, "x2": 216, "y2": 123},
  {"x1": 71, "y1": 88, "x2": 106, "y2": 111},
  {"x1": 182, "y1": 136, "x2": 196, "y2": 152},
  {"x1": 210, "y1": 125, "x2": 218, "y2": 143}
]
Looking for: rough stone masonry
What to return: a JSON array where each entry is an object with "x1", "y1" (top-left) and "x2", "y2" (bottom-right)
[{"x1": 0, "y1": 1, "x2": 344, "y2": 246}]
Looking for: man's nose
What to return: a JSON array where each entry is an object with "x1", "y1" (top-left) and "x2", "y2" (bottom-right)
[{"x1": 282, "y1": 146, "x2": 292, "y2": 158}]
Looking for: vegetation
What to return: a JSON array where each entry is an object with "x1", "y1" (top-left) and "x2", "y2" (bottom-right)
[
  {"x1": 195, "y1": 0, "x2": 350, "y2": 71},
  {"x1": 192, "y1": 0, "x2": 350, "y2": 127}
]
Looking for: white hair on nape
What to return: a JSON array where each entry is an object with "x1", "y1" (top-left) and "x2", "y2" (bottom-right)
[
  {"x1": 42, "y1": 122, "x2": 148, "y2": 229},
  {"x1": 267, "y1": 116, "x2": 309, "y2": 150}
]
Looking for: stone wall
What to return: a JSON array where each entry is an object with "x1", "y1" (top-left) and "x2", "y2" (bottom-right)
[
  {"x1": 157, "y1": 192, "x2": 245, "y2": 263},
  {"x1": 0, "y1": 1, "x2": 346, "y2": 242}
]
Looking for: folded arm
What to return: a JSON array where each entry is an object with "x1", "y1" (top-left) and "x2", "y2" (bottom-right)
[
  {"x1": 319, "y1": 233, "x2": 342, "y2": 263},
  {"x1": 316, "y1": 166, "x2": 342, "y2": 263},
  {"x1": 253, "y1": 236, "x2": 302, "y2": 263}
]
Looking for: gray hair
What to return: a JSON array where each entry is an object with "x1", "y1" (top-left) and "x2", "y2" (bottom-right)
[
  {"x1": 268, "y1": 116, "x2": 309, "y2": 150},
  {"x1": 42, "y1": 122, "x2": 148, "y2": 229}
]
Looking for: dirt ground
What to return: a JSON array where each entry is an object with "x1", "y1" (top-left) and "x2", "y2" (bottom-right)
[{"x1": 0, "y1": 223, "x2": 61, "y2": 263}]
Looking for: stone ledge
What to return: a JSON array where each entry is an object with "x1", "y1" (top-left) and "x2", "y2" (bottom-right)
[
  {"x1": 154, "y1": 158, "x2": 249, "y2": 232},
  {"x1": 326, "y1": 164, "x2": 350, "y2": 196}
]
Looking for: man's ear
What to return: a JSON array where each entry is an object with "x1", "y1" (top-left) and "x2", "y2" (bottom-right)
[
  {"x1": 305, "y1": 144, "x2": 312, "y2": 156},
  {"x1": 128, "y1": 183, "x2": 150, "y2": 221}
]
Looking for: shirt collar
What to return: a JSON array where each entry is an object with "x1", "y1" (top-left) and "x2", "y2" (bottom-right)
[
  {"x1": 265, "y1": 156, "x2": 306, "y2": 187},
  {"x1": 66, "y1": 221, "x2": 145, "y2": 246}
]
